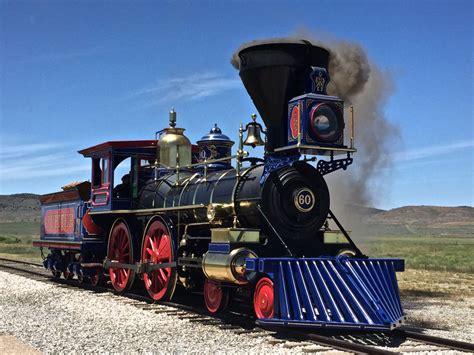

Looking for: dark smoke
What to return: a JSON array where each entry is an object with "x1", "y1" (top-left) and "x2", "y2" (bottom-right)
[
  {"x1": 323, "y1": 39, "x2": 398, "y2": 235},
  {"x1": 232, "y1": 36, "x2": 399, "y2": 235}
]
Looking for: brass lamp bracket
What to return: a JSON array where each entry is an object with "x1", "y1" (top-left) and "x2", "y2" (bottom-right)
[{"x1": 317, "y1": 153, "x2": 353, "y2": 176}]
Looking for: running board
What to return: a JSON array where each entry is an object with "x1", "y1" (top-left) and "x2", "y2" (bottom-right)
[{"x1": 246, "y1": 256, "x2": 406, "y2": 331}]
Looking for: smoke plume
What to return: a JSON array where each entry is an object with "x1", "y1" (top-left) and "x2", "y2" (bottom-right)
[{"x1": 232, "y1": 36, "x2": 399, "y2": 234}]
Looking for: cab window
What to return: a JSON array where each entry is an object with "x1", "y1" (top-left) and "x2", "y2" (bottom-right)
[
  {"x1": 113, "y1": 156, "x2": 131, "y2": 198},
  {"x1": 92, "y1": 157, "x2": 110, "y2": 187},
  {"x1": 102, "y1": 158, "x2": 109, "y2": 184}
]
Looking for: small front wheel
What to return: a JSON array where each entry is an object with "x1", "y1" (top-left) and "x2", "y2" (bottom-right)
[
  {"x1": 204, "y1": 279, "x2": 229, "y2": 313},
  {"x1": 253, "y1": 277, "x2": 274, "y2": 319}
]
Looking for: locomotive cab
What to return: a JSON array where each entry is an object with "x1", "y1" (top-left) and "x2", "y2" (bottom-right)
[{"x1": 79, "y1": 141, "x2": 157, "y2": 211}]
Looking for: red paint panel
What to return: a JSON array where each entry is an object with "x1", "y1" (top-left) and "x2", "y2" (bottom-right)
[
  {"x1": 44, "y1": 207, "x2": 76, "y2": 234},
  {"x1": 82, "y1": 211, "x2": 103, "y2": 235},
  {"x1": 290, "y1": 105, "x2": 300, "y2": 139}
]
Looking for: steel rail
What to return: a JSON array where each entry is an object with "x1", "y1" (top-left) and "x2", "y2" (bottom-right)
[
  {"x1": 394, "y1": 329, "x2": 474, "y2": 353},
  {"x1": 0, "y1": 257, "x2": 43, "y2": 267},
  {"x1": 303, "y1": 332, "x2": 394, "y2": 355},
  {"x1": 0, "y1": 260, "x2": 50, "y2": 278},
  {"x1": 275, "y1": 329, "x2": 394, "y2": 354}
]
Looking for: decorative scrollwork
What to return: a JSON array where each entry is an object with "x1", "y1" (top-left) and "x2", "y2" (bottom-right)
[
  {"x1": 259, "y1": 154, "x2": 300, "y2": 185},
  {"x1": 317, "y1": 156, "x2": 353, "y2": 176}
]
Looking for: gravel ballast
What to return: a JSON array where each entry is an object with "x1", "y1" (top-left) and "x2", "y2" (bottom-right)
[
  {"x1": 0, "y1": 271, "x2": 327, "y2": 353},
  {"x1": 1, "y1": 269, "x2": 473, "y2": 353}
]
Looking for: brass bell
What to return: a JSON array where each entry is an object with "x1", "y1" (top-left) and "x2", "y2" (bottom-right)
[{"x1": 243, "y1": 114, "x2": 265, "y2": 147}]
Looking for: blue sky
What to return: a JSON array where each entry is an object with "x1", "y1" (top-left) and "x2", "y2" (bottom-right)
[{"x1": 0, "y1": 0, "x2": 472, "y2": 209}]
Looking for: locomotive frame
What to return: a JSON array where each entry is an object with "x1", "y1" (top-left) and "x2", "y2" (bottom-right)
[{"x1": 34, "y1": 40, "x2": 406, "y2": 331}]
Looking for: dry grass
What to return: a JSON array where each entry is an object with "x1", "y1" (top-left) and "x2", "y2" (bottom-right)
[
  {"x1": 398, "y1": 269, "x2": 474, "y2": 299},
  {"x1": 358, "y1": 235, "x2": 474, "y2": 273}
]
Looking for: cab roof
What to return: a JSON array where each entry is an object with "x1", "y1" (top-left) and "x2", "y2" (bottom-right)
[{"x1": 78, "y1": 140, "x2": 157, "y2": 157}]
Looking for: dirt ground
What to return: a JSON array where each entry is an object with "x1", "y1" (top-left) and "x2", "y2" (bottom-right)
[
  {"x1": 398, "y1": 269, "x2": 474, "y2": 343},
  {"x1": 0, "y1": 334, "x2": 40, "y2": 355}
]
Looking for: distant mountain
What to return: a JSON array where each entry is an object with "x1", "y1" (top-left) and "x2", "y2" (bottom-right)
[
  {"x1": 0, "y1": 193, "x2": 41, "y2": 223},
  {"x1": 366, "y1": 205, "x2": 474, "y2": 226},
  {"x1": 0, "y1": 194, "x2": 472, "y2": 236}
]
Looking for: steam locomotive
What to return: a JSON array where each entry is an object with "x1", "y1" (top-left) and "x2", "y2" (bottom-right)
[{"x1": 34, "y1": 40, "x2": 405, "y2": 330}]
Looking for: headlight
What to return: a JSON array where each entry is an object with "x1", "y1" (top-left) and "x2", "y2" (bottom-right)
[{"x1": 309, "y1": 103, "x2": 342, "y2": 143}]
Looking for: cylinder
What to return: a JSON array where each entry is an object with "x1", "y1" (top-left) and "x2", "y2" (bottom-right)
[{"x1": 202, "y1": 248, "x2": 257, "y2": 284}]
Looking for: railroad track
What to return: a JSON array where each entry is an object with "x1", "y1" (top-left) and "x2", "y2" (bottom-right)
[{"x1": 1, "y1": 257, "x2": 473, "y2": 354}]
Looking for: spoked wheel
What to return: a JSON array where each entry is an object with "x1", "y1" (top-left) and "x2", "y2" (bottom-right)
[
  {"x1": 108, "y1": 220, "x2": 135, "y2": 293},
  {"x1": 204, "y1": 279, "x2": 229, "y2": 313},
  {"x1": 63, "y1": 269, "x2": 74, "y2": 280},
  {"x1": 254, "y1": 277, "x2": 274, "y2": 319},
  {"x1": 89, "y1": 268, "x2": 104, "y2": 287},
  {"x1": 63, "y1": 253, "x2": 74, "y2": 280},
  {"x1": 141, "y1": 218, "x2": 177, "y2": 301}
]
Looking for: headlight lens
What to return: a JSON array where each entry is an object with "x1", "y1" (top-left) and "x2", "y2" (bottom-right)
[
  {"x1": 314, "y1": 114, "x2": 331, "y2": 131},
  {"x1": 310, "y1": 104, "x2": 342, "y2": 142}
]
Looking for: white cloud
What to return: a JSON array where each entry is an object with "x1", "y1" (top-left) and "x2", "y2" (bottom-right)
[
  {"x1": 125, "y1": 72, "x2": 240, "y2": 108},
  {"x1": 394, "y1": 140, "x2": 474, "y2": 162},
  {"x1": 0, "y1": 143, "x2": 64, "y2": 159},
  {"x1": 0, "y1": 142, "x2": 89, "y2": 181}
]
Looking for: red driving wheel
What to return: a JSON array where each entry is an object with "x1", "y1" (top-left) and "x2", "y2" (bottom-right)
[
  {"x1": 108, "y1": 220, "x2": 134, "y2": 292},
  {"x1": 204, "y1": 279, "x2": 229, "y2": 313},
  {"x1": 254, "y1": 277, "x2": 274, "y2": 319},
  {"x1": 141, "y1": 219, "x2": 176, "y2": 301}
]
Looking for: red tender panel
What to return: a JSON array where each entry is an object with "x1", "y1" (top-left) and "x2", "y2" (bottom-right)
[{"x1": 43, "y1": 207, "x2": 76, "y2": 235}]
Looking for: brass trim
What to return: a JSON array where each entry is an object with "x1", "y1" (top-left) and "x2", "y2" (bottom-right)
[
  {"x1": 183, "y1": 154, "x2": 235, "y2": 168},
  {"x1": 162, "y1": 173, "x2": 178, "y2": 209},
  {"x1": 210, "y1": 227, "x2": 260, "y2": 243},
  {"x1": 89, "y1": 204, "x2": 207, "y2": 216},
  {"x1": 202, "y1": 247, "x2": 257, "y2": 284},
  {"x1": 178, "y1": 173, "x2": 199, "y2": 221},
  {"x1": 350, "y1": 105, "x2": 355, "y2": 149},
  {"x1": 153, "y1": 171, "x2": 173, "y2": 208},
  {"x1": 231, "y1": 164, "x2": 259, "y2": 218},
  {"x1": 192, "y1": 176, "x2": 205, "y2": 219},
  {"x1": 323, "y1": 230, "x2": 350, "y2": 244},
  {"x1": 293, "y1": 188, "x2": 315, "y2": 213},
  {"x1": 274, "y1": 145, "x2": 357, "y2": 153},
  {"x1": 178, "y1": 173, "x2": 199, "y2": 207},
  {"x1": 210, "y1": 169, "x2": 233, "y2": 204}
]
